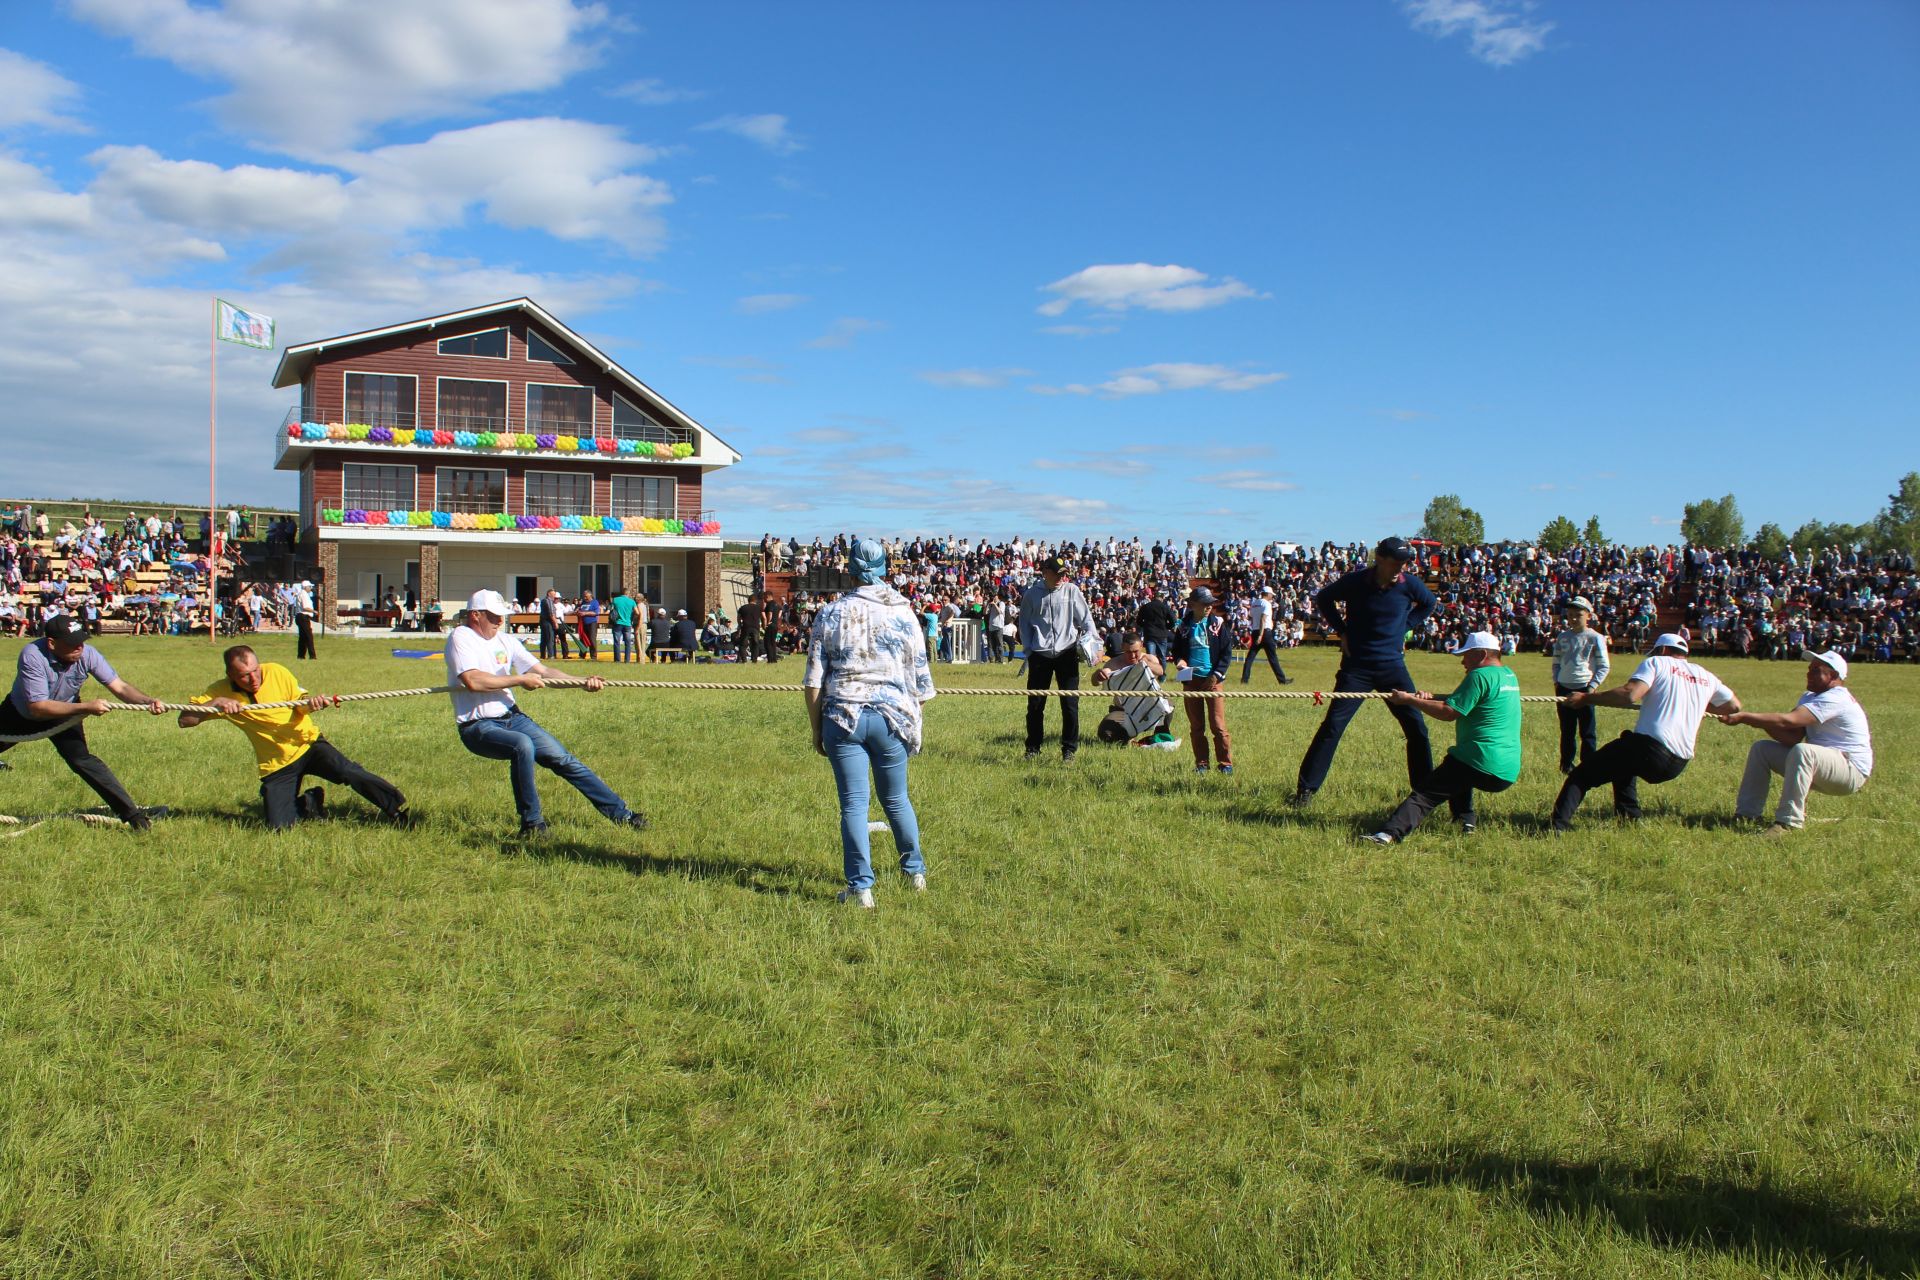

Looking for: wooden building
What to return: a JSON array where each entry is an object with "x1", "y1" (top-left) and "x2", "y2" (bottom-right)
[{"x1": 271, "y1": 299, "x2": 739, "y2": 627}]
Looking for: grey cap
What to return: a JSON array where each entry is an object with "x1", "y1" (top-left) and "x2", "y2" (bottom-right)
[{"x1": 1188, "y1": 586, "x2": 1215, "y2": 605}]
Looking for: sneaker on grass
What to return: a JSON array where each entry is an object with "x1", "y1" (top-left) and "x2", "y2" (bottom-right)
[
  {"x1": 1360, "y1": 831, "x2": 1395, "y2": 845},
  {"x1": 838, "y1": 887, "x2": 876, "y2": 909}
]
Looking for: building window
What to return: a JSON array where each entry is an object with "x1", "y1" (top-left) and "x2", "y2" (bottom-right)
[
  {"x1": 527, "y1": 331, "x2": 573, "y2": 364},
  {"x1": 637, "y1": 563, "x2": 664, "y2": 606},
  {"x1": 527, "y1": 383, "x2": 594, "y2": 436},
  {"x1": 437, "y1": 327, "x2": 507, "y2": 358},
  {"x1": 578, "y1": 564, "x2": 611, "y2": 601},
  {"x1": 525, "y1": 470, "x2": 595, "y2": 517},
  {"x1": 435, "y1": 467, "x2": 506, "y2": 513},
  {"x1": 344, "y1": 372, "x2": 417, "y2": 430},
  {"x1": 613, "y1": 393, "x2": 681, "y2": 445},
  {"x1": 343, "y1": 463, "x2": 416, "y2": 511},
  {"x1": 438, "y1": 378, "x2": 507, "y2": 433},
  {"x1": 611, "y1": 475, "x2": 676, "y2": 519}
]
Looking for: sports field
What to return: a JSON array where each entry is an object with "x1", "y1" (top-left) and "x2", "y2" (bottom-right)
[{"x1": 1, "y1": 637, "x2": 1914, "y2": 1278}]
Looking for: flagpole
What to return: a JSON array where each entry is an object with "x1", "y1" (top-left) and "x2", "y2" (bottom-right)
[{"x1": 209, "y1": 297, "x2": 218, "y2": 645}]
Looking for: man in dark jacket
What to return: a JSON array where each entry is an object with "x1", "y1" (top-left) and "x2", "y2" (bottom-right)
[
  {"x1": 1172, "y1": 587, "x2": 1235, "y2": 773},
  {"x1": 670, "y1": 609, "x2": 699, "y2": 659},
  {"x1": 737, "y1": 594, "x2": 764, "y2": 662},
  {"x1": 1292, "y1": 536, "x2": 1437, "y2": 807},
  {"x1": 646, "y1": 607, "x2": 673, "y2": 662},
  {"x1": 1135, "y1": 588, "x2": 1177, "y2": 661}
]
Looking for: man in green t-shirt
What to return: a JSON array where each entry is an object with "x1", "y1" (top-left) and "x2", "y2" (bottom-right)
[
  {"x1": 1362, "y1": 630, "x2": 1522, "y2": 844},
  {"x1": 608, "y1": 588, "x2": 639, "y2": 664}
]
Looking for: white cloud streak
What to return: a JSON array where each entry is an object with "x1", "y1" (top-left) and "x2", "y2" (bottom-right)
[
  {"x1": 805, "y1": 317, "x2": 883, "y2": 350},
  {"x1": 1402, "y1": 0, "x2": 1554, "y2": 67},
  {"x1": 1037, "y1": 263, "x2": 1265, "y2": 317},
  {"x1": 1030, "y1": 363, "x2": 1287, "y2": 398},
  {"x1": 917, "y1": 367, "x2": 1033, "y2": 389},
  {"x1": 696, "y1": 112, "x2": 802, "y2": 155},
  {"x1": 0, "y1": 48, "x2": 85, "y2": 131},
  {"x1": 736, "y1": 292, "x2": 808, "y2": 314}
]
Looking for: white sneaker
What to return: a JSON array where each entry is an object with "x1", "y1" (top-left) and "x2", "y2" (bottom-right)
[
  {"x1": 837, "y1": 887, "x2": 875, "y2": 909},
  {"x1": 1360, "y1": 832, "x2": 1396, "y2": 845},
  {"x1": 906, "y1": 872, "x2": 926, "y2": 892}
]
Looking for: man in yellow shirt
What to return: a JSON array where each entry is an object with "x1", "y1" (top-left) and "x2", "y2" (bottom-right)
[{"x1": 178, "y1": 645, "x2": 409, "y2": 830}]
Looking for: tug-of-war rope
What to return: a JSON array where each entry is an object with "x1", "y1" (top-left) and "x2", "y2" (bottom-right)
[{"x1": 0, "y1": 679, "x2": 1599, "y2": 747}]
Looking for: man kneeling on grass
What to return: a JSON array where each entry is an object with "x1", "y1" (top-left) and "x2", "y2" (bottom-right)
[
  {"x1": 1718, "y1": 647, "x2": 1872, "y2": 837},
  {"x1": 447, "y1": 589, "x2": 648, "y2": 838},
  {"x1": 1364, "y1": 630, "x2": 1521, "y2": 844},
  {"x1": 178, "y1": 644, "x2": 410, "y2": 830}
]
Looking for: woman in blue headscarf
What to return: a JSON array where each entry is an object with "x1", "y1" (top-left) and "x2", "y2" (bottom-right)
[{"x1": 802, "y1": 538, "x2": 937, "y2": 908}]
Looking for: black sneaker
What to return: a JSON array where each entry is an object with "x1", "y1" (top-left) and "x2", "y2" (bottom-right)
[
  {"x1": 124, "y1": 809, "x2": 151, "y2": 832},
  {"x1": 623, "y1": 812, "x2": 650, "y2": 831},
  {"x1": 383, "y1": 807, "x2": 416, "y2": 829},
  {"x1": 1457, "y1": 819, "x2": 1476, "y2": 835},
  {"x1": 518, "y1": 820, "x2": 551, "y2": 838},
  {"x1": 1023, "y1": 749, "x2": 1040, "y2": 761},
  {"x1": 1288, "y1": 789, "x2": 1316, "y2": 810},
  {"x1": 296, "y1": 787, "x2": 328, "y2": 821},
  {"x1": 1062, "y1": 748, "x2": 1078, "y2": 763}
]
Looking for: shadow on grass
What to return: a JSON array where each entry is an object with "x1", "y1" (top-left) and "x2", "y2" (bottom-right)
[
  {"x1": 1376, "y1": 1150, "x2": 1920, "y2": 1277},
  {"x1": 511, "y1": 838, "x2": 807, "y2": 896}
]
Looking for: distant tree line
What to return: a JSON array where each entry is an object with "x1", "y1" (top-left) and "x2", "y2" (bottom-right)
[{"x1": 1414, "y1": 471, "x2": 1920, "y2": 559}]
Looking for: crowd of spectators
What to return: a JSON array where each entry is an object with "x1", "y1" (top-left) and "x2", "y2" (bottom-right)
[
  {"x1": 756, "y1": 532, "x2": 1919, "y2": 664},
  {"x1": 0, "y1": 505, "x2": 306, "y2": 640}
]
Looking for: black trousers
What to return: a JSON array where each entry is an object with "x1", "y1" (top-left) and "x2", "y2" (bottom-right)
[
  {"x1": 295, "y1": 613, "x2": 316, "y2": 660},
  {"x1": 763, "y1": 625, "x2": 781, "y2": 663},
  {"x1": 1239, "y1": 627, "x2": 1290, "y2": 684},
  {"x1": 986, "y1": 628, "x2": 1005, "y2": 662},
  {"x1": 1378, "y1": 753, "x2": 1512, "y2": 839},
  {"x1": 1296, "y1": 662, "x2": 1433, "y2": 795},
  {"x1": 259, "y1": 737, "x2": 406, "y2": 831},
  {"x1": 1555, "y1": 683, "x2": 1597, "y2": 770},
  {"x1": 1025, "y1": 649, "x2": 1081, "y2": 753},
  {"x1": 1550, "y1": 730, "x2": 1686, "y2": 829},
  {"x1": 0, "y1": 702, "x2": 141, "y2": 819}
]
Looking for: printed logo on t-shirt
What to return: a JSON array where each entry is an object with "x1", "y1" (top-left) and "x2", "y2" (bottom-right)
[{"x1": 494, "y1": 649, "x2": 508, "y2": 665}]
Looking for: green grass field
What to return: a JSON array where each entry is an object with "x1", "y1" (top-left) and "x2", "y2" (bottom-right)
[{"x1": 1, "y1": 637, "x2": 1915, "y2": 1278}]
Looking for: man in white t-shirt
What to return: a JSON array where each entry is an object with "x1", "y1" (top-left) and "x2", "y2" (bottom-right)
[
  {"x1": 447, "y1": 589, "x2": 647, "y2": 837},
  {"x1": 1549, "y1": 632, "x2": 1740, "y2": 832},
  {"x1": 1720, "y1": 648, "x2": 1872, "y2": 835},
  {"x1": 1238, "y1": 585, "x2": 1293, "y2": 685}
]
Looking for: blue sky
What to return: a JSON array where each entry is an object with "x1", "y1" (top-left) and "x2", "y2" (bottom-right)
[{"x1": 2, "y1": 0, "x2": 1914, "y2": 544}]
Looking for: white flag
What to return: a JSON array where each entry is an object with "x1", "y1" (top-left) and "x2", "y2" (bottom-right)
[{"x1": 216, "y1": 299, "x2": 274, "y2": 349}]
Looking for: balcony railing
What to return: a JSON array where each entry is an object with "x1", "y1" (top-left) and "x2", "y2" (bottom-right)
[
  {"x1": 313, "y1": 499, "x2": 718, "y2": 535},
  {"x1": 280, "y1": 406, "x2": 695, "y2": 447}
]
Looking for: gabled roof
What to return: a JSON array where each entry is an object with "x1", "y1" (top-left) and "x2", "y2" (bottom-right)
[{"x1": 270, "y1": 298, "x2": 740, "y2": 464}]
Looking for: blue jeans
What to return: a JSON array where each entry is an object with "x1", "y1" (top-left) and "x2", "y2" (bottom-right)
[
  {"x1": 824, "y1": 706, "x2": 924, "y2": 892},
  {"x1": 611, "y1": 624, "x2": 634, "y2": 662},
  {"x1": 458, "y1": 708, "x2": 630, "y2": 827}
]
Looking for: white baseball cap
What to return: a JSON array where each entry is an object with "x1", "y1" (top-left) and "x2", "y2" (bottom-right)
[
  {"x1": 465, "y1": 589, "x2": 511, "y2": 617},
  {"x1": 1802, "y1": 648, "x2": 1848, "y2": 680},
  {"x1": 1652, "y1": 632, "x2": 1690, "y2": 653},
  {"x1": 1449, "y1": 630, "x2": 1502, "y2": 654},
  {"x1": 1566, "y1": 596, "x2": 1594, "y2": 613},
  {"x1": 1260, "y1": 586, "x2": 1274, "y2": 596}
]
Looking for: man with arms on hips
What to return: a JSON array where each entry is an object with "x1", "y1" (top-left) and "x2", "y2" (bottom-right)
[
  {"x1": 176, "y1": 644, "x2": 409, "y2": 830},
  {"x1": 1549, "y1": 632, "x2": 1739, "y2": 832},
  {"x1": 0, "y1": 615, "x2": 165, "y2": 829},
  {"x1": 1292, "y1": 536, "x2": 1437, "y2": 808},
  {"x1": 1550, "y1": 595, "x2": 1610, "y2": 774},
  {"x1": 1365, "y1": 631, "x2": 1522, "y2": 844},
  {"x1": 293, "y1": 578, "x2": 317, "y2": 660},
  {"x1": 1018, "y1": 554, "x2": 1098, "y2": 762},
  {"x1": 1239, "y1": 584, "x2": 1294, "y2": 686},
  {"x1": 1719, "y1": 648, "x2": 1871, "y2": 836},
  {"x1": 446, "y1": 590, "x2": 648, "y2": 837}
]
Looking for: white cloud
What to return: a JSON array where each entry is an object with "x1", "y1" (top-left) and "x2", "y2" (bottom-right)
[
  {"x1": 793, "y1": 427, "x2": 859, "y2": 444},
  {"x1": 1040, "y1": 323, "x2": 1119, "y2": 337},
  {"x1": 917, "y1": 367, "x2": 1032, "y2": 389},
  {"x1": 1037, "y1": 263, "x2": 1264, "y2": 317},
  {"x1": 611, "y1": 77, "x2": 703, "y2": 105},
  {"x1": 696, "y1": 113, "x2": 801, "y2": 155},
  {"x1": 0, "y1": 48, "x2": 85, "y2": 131},
  {"x1": 0, "y1": 153, "x2": 94, "y2": 232},
  {"x1": 1402, "y1": 0, "x2": 1554, "y2": 67},
  {"x1": 68, "y1": 0, "x2": 610, "y2": 155},
  {"x1": 736, "y1": 292, "x2": 807, "y2": 314},
  {"x1": 805, "y1": 317, "x2": 883, "y2": 350},
  {"x1": 1031, "y1": 454, "x2": 1151, "y2": 478},
  {"x1": 87, "y1": 119, "x2": 673, "y2": 255},
  {"x1": 1031, "y1": 362, "x2": 1286, "y2": 397},
  {"x1": 1194, "y1": 470, "x2": 1299, "y2": 493}
]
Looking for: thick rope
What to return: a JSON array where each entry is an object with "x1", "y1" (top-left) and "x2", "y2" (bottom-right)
[
  {"x1": 75, "y1": 680, "x2": 1593, "y2": 715},
  {"x1": 0, "y1": 810, "x2": 126, "y2": 837}
]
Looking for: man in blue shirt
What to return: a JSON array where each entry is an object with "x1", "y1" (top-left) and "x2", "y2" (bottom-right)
[
  {"x1": 0, "y1": 615, "x2": 165, "y2": 829},
  {"x1": 1292, "y1": 537, "x2": 1437, "y2": 807}
]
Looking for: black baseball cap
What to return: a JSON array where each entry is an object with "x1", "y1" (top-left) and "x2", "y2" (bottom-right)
[
  {"x1": 42, "y1": 615, "x2": 87, "y2": 645},
  {"x1": 1188, "y1": 586, "x2": 1215, "y2": 605},
  {"x1": 1039, "y1": 555, "x2": 1068, "y2": 574},
  {"x1": 1376, "y1": 536, "x2": 1415, "y2": 561}
]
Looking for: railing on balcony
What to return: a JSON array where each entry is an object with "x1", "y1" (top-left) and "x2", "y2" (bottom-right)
[
  {"x1": 313, "y1": 499, "x2": 717, "y2": 534},
  {"x1": 281, "y1": 406, "x2": 695, "y2": 447}
]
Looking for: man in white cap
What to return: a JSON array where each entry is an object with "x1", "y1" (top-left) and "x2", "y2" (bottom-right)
[
  {"x1": 1365, "y1": 631, "x2": 1522, "y2": 843},
  {"x1": 1550, "y1": 595, "x2": 1609, "y2": 773},
  {"x1": 1549, "y1": 632, "x2": 1739, "y2": 832},
  {"x1": 446, "y1": 589, "x2": 647, "y2": 836},
  {"x1": 1719, "y1": 648, "x2": 1871, "y2": 835},
  {"x1": 293, "y1": 578, "x2": 317, "y2": 659},
  {"x1": 1239, "y1": 584, "x2": 1294, "y2": 686}
]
